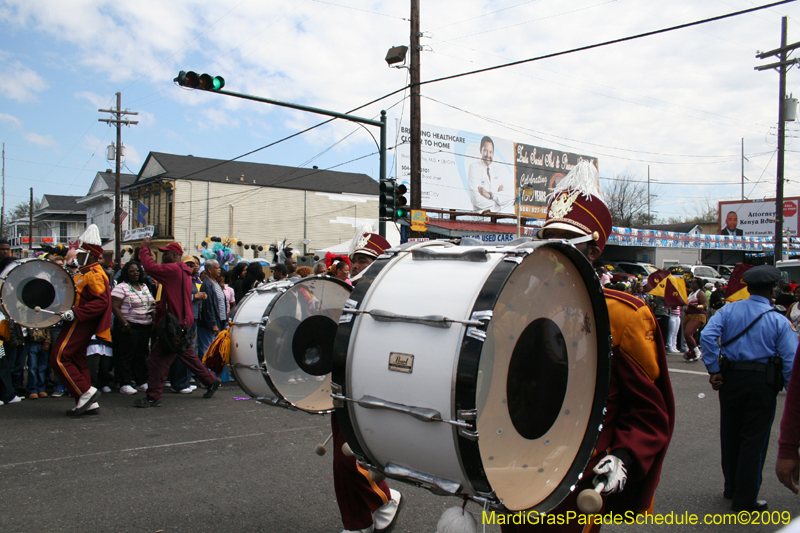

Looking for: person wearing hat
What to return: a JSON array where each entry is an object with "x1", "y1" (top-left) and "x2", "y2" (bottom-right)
[
  {"x1": 700, "y1": 264, "x2": 798, "y2": 512},
  {"x1": 134, "y1": 237, "x2": 221, "y2": 407},
  {"x1": 49, "y1": 224, "x2": 113, "y2": 416},
  {"x1": 502, "y1": 161, "x2": 675, "y2": 532},
  {"x1": 349, "y1": 232, "x2": 391, "y2": 279}
]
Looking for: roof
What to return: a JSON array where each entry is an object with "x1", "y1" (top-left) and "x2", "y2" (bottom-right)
[
  {"x1": 127, "y1": 152, "x2": 378, "y2": 195},
  {"x1": 97, "y1": 171, "x2": 137, "y2": 190},
  {"x1": 38, "y1": 195, "x2": 86, "y2": 214}
]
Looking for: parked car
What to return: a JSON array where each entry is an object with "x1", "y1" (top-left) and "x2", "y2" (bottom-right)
[
  {"x1": 704, "y1": 264, "x2": 735, "y2": 280},
  {"x1": 668, "y1": 264, "x2": 727, "y2": 285},
  {"x1": 616, "y1": 261, "x2": 660, "y2": 278}
]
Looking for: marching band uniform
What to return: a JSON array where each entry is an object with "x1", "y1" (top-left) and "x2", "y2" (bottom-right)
[
  {"x1": 332, "y1": 232, "x2": 400, "y2": 533},
  {"x1": 503, "y1": 162, "x2": 674, "y2": 532},
  {"x1": 50, "y1": 225, "x2": 112, "y2": 416}
]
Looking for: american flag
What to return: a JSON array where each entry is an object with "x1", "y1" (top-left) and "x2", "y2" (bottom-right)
[{"x1": 115, "y1": 210, "x2": 128, "y2": 225}]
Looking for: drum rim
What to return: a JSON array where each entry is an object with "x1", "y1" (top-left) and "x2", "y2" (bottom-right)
[
  {"x1": 0, "y1": 258, "x2": 77, "y2": 329},
  {"x1": 256, "y1": 275, "x2": 351, "y2": 414},
  {"x1": 454, "y1": 240, "x2": 611, "y2": 512},
  {"x1": 228, "y1": 287, "x2": 277, "y2": 400}
]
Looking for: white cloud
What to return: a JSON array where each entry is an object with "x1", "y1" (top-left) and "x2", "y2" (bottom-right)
[
  {"x1": 0, "y1": 60, "x2": 48, "y2": 102},
  {"x1": 24, "y1": 132, "x2": 56, "y2": 147},
  {"x1": 0, "y1": 113, "x2": 22, "y2": 127},
  {"x1": 75, "y1": 91, "x2": 112, "y2": 109}
]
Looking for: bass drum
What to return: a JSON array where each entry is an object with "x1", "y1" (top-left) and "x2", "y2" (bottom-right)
[
  {"x1": 229, "y1": 276, "x2": 352, "y2": 413},
  {"x1": 0, "y1": 258, "x2": 76, "y2": 328},
  {"x1": 332, "y1": 240, "x2": 611, "y2": 513}
]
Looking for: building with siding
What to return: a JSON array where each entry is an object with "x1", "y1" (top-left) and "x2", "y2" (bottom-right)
[
  {"x1": 124, "y1": 152, "x2": 380, "y2": 261},
  {"x1": 8, "y1": 195, "x2": 86, "y2": 255},
  {"x1": 77, "y1": 170, "x2": 136, "y2": 243}
]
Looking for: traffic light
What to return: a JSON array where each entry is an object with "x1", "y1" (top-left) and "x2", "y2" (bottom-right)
[
  {"x1": 174, "y1": 71, "x2": 225, "y2": 91},
  {"x1": 379, "y1": 180, "x2": 397, "y2": 220},
  {"x1": 395, "y1": 183, "x2": 409, "y2": 219}
]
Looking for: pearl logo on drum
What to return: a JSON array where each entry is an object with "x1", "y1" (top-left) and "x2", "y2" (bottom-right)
[{"x1": 388, "y1": 352, "x2": 414, "y2": 373}]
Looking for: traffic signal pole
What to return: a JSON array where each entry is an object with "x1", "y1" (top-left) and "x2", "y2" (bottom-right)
[{"x1": 180, "y1": 81, "x2": 389, "y2": 237}]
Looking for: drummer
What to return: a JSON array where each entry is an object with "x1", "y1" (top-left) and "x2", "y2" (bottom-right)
[
  {"x1": 502, "y1": 162, "x2": 675, "y2": 532},
  {"x1": 349, "y1": 232, "x2": 390, "y2": 280},
  {"x1": 49, "y1": 224, "x2": 113, "y2": 416},
  {"x1": 333, "y1": 231, "x2": 401, "y2": 533}
]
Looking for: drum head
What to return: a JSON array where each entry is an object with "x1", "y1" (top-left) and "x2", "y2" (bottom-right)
[
  {"x1": 474, "y1": 244, "x2": 607, "y2": 511},
  {"x1": 259, "y1": 276, "x2": 352, "y2": 412},
  {"x1": 1, "y1": 259, "x2": 75, "y2": 328}
]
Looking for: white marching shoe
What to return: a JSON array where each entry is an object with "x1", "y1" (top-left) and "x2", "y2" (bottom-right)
[{"x1": 373, "y1": 489, "x2": 402, "y2": 532}]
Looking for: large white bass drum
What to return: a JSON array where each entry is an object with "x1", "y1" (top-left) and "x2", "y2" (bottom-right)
[
  {"x1": 0, "y1": 258, "x2": 76, "y2": 328},
  {"x1": 229, "y1": 276, "x2": 352, "y2": 414},
  {"x1": 332, "y1": 239, "x2": 611, "y2": 513}
]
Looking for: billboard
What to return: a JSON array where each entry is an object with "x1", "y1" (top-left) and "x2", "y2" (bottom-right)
[
  {"x1": 396, "y1": 123, "x2": 596, "y2": 218},
  {"x1": 718, "y1": 198, "x2": 800, "y2": 237}
]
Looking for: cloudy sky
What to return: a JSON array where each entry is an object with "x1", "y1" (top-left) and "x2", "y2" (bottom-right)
[{"x1": 1, "y1": 0, "x2": 800, "y2": 223}]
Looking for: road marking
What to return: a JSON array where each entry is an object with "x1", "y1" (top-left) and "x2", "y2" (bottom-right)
[
  {"x1": 0, "y1": 425, "x2": 322, "y2": 469},
  {"x1": 669, "y1": 368, "x2": 708, "y2": 376}
]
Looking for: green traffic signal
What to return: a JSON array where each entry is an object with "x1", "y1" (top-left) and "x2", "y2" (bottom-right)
[
  {"x1": 174, "y1": 71, "x2": 225, "y2": 91},
  {"x1": 395, "y1": 183, "x2": 409, "y2": 219}
]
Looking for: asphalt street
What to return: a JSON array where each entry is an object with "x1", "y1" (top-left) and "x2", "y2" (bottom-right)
[{"x1": 1, "y1": 353, "x2": 799, "y2": 533}]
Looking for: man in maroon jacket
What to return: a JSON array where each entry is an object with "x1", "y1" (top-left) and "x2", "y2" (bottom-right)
[
  {"x1": 776, "y1": 348, "x2": 800, "y2": 494},
  {"x1": 134, "y1": 238, "x2": 220, "y2": 407}
]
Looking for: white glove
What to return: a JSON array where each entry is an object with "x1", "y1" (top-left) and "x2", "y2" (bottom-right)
[
  {"x1": 593, "y1": 454, "x2": 627, "y2": 494},
  {"x1": 61, "y1": 310, "x2": 75, "y2": 322}
]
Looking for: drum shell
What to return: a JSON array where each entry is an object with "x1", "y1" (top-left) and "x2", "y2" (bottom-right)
[
  {"x1": 333, "y1": 241, "x2": 611, "y2": 512},
  {"x1": 0, "y1": 258, "x2": 76, "y2": 329},
  {"x1": 229, "y1": 285, "x2": 282, "y2": 404}
]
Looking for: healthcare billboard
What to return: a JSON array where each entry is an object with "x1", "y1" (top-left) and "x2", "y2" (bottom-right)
[
  {"x1": 396, "y1": 123, "x2": 596, "y2": 218},
  {"x1": 718, "y1": 198, "x2": 800, "y2": 237}
]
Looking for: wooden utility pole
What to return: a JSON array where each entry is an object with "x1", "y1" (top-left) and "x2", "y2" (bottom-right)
[
  {"x1": 741, "y1": 138, "x2": 745, "y2": 201},
  {"x1": 756, "y1": 17, "x2": 800, "y2": 264},
  {"x1": 28, "y1": 187, "x2": 33, "y2": 253},
  {"x1": 410, "y1": 0, "x2": 421, "y2": 211},
  {"x1": 99, "y1": 93, "x2": 138, "y2": 264},
  {"x1": 1, "y1": 142, "x2": 4, "y2": 236}
]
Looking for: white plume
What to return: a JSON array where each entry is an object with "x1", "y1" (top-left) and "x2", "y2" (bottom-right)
[{"x1": 78, "y1": 224, "x2": 102, "y2": 246}]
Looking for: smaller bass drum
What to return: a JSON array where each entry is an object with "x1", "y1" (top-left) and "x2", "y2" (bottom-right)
[
  {"x1": 0, "y1": 258, "x2": 76, "y2": 328},
  {"x1": 229, "y1": 276, "x2": 352, "y2": 413}
]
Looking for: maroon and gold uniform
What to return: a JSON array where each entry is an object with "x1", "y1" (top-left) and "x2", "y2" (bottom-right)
[{"x1": 50, "y1": 262, "x2": 112, "y2": 400}]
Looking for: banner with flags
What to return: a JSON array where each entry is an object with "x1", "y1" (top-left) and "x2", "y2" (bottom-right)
[
  {"x1": 725, "y1": 263, "x2": 754, "y2": 302},
  {"x1": 136, "y1": 202, "x2": 149, "y2": 225}
]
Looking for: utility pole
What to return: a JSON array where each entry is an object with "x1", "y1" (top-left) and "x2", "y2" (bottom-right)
[
  {"x1": 99, "y1": 93, "x2": 138, "y2": 265},
  {"x1": 756, "y1": 17, "x2": 800, "y2": 264},
  {"x1": 647, "y1": 165, "x2": 650, "y2": 222},
  {"x1": 29, "y1": 187, "x2": 33, "y2": 253},
  {"x1": 741, "y1": 138, "x2": 745, "y2": 201},
  {"x1": 1, "y1": 142, "x2": 4, "y2": 236},
  {"x1": 410, "y1": 0, "x2": 421, "y2": 211}
]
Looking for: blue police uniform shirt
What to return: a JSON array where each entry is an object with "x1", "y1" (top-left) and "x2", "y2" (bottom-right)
[{"x1": 700, "y1": 295, "x2": 798, "y2": 383}]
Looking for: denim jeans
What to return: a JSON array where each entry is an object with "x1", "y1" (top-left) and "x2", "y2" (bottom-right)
[
  {"x1": 7, "y1": 343, "x2": 29, "y2": 393},
  {"x1": 26, "y1": 342, "x2": 49, "y2": 394}
]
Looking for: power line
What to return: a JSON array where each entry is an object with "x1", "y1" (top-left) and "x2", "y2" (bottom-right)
[{"x1": 418, "y1": 0, "x2": 796, "y2": 88}]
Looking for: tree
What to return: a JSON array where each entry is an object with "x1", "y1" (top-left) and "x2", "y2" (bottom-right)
[
  {"x1": 683, "y1": 197, "x2": 717, "y2": 224},
  {"x1": 603, "y1": 171, "x2": 659, "y2": 227}
]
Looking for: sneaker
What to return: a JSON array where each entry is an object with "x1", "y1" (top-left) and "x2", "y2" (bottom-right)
[
  {"x1": 133, "y1": 397, "x2": 162, "y2": 408},
  {"x1": 7, "y1": 396, "x2": 22, "y2": 404},
  {"x1": 120, "y1": 385, "x2": 138, "y2": 395},
  {"x1": 84, "y1": 402, "x2": 100, "y2": 415},
  {"x1": 189, "y1": 385, "x2": 197, "y2": 391},
  {"x1": 136, "y1": 383, "x2": 149, "y2": 392},
  {"x1": 203, "y1": 377, "x2": 221, "y2": 399},
  {"x1": 29, "y1": 393, "x2": 39, "y2": 399},
  {"x1": 179, "y1": 387, "x2": 193, "y2": 394},
  {"x1": 52, "y1": 386, "x2": 65, "y2": 398},
  {"x1": 66, "y1": 387, "x2": 101, "y2": 416},
  {"x1": 101, "y1": 386, "x2": 112, "y2": 393},
  {"x1": 38, "y1": 391, "x2": 48, "y2": 398},
  {"x1": 687, "y1": 354, "x2": 701, "y2": 363}
]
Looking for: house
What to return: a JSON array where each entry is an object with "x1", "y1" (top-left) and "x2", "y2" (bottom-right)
[
  {"x1": 77, "y1": 170, "x2": 136, "y2": 244},
  {"x1": 8, "y1": 195, "x2": 86, "y2": 255},
  {"x1": 123, "y1": 152, "x2": 380, "y2": 261}
]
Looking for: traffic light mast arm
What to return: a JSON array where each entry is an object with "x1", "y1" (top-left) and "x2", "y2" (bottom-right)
[
  {"x1": 175, "y1": 70, "x2": 388, "y2": 237},
  {"x1": 204, "y1": 88, "x2": 384, "y2": 128}
]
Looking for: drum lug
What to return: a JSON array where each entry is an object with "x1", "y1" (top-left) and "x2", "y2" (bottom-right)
[
  {"x1": 465, "y1": 310, "x2": 492, "y2": 342},
  {"x1": 383, "y1": 463, "x2": 462, "y2": 496},
  {"x1": 339, "y1": 299, "x2": 359, "y2": 324},
  {"x1": 472, "y1": 491, "x2": 503, "y2": 509},
  {"x1": 456, "y1": 409, "x2": 479, "y2": 440},
  {"x1": 330, "y1": 382, "x2": 345, "y2": 408}
]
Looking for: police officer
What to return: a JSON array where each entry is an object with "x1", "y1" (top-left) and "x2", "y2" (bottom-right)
[{"x1": 700, "y1": 264, "x2": 798, "y2": 512}]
